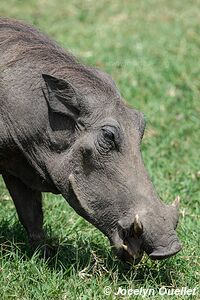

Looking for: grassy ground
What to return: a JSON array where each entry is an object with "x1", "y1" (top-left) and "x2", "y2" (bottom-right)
[{"x1": 0, "y1": 0, "x2": 199, "y2": 299}]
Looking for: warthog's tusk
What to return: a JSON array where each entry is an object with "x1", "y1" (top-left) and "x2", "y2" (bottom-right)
[
  {"x1": 133, "y1": 214, "x2": 143, "y2": 236},
  {"x1": 122, "y1": 244, "x2": 128, "y2": 251},
  {"x1": 172, "y1": 195, "x2": 180, "y2": 208}
]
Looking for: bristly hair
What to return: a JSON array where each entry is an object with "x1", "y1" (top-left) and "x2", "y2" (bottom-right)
[{"x1": 0, "y1": 18, "x2": 118, "y2": 97}]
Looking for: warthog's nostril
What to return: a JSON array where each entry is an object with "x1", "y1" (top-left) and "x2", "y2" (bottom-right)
[{"x1": 149, "y1": 242, "x2": 182, "y2": 260}]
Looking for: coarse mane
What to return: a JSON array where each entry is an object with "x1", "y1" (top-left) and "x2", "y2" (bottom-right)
[{"x1": 0, "y1": 18, "x2": 118, "y2": 97}]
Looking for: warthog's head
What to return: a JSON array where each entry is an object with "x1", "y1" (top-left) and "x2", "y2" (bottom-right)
[{"x1": 43, "y1": 70, "x2": 181, "y2": 264}]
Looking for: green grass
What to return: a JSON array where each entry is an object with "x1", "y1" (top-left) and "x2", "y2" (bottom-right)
[{"x1": 0, "y1": 0, "x2": 199, "y2": 299}]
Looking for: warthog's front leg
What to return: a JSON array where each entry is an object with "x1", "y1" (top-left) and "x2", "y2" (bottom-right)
[{"x1": 2, "y1": 173, "x2": 52, "y2": 258}]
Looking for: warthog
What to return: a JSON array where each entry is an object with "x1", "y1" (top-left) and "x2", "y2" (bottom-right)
[{"x1": 0, "y1": 18, "x2": 181, "y2": 264}]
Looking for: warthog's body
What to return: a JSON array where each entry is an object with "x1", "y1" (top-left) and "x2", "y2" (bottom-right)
[{"x1": 0, "y1": 18, "x2": 181, "y2": 263}]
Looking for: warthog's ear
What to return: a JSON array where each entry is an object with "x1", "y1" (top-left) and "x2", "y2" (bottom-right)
[{"x1": 42, "y1": 74, "x2": 80, "y2": 121}]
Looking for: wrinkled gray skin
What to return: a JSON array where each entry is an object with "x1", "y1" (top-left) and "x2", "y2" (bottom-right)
[{"x1": 0, "y1": 18, "x2": 181, "y2": 264}]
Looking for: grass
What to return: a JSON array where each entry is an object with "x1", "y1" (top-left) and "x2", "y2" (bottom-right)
[{"x1": 0, "y1": 0, "x2": 199, "y2": 299}]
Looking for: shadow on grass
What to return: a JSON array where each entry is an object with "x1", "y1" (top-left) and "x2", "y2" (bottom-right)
[{"x1": 0, "y1": 220, "x2": 178, "y2": 285}]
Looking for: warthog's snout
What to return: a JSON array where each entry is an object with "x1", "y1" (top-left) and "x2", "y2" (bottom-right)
[
  {"x1": 149, "y1": 240, "x2": 182, "y2": 260},
  {"x1": 111, "y1": 196, "x2": 182, "y2": 265}
]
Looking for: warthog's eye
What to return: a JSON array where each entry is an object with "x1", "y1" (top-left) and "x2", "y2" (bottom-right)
[
  {"x1": 97, "y1": 125, "x2": 120, "y2": 152},
  {"x1": 102, "y1": 127, "x2": 115, "y2": 142}
]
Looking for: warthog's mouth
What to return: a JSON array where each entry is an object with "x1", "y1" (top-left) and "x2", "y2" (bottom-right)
[
  {"x1": 113, "y1": 236, "x2": 182, "y2": 265},
  {"x1": 111, "y1": 214, "x2": 145, "y2": 264},
  {"x1": 119, "y1": 238, "x2": 144, "y2": 264},
  {"x1": 111, "y1": 214, "x2": 182, "y2": 265},
  {"x1": 111, "y1": 234, "x2": 144, "y2": 265}
]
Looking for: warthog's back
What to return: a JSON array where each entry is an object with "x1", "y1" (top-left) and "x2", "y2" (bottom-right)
[
  {"x1": 0, "y1": 18, "x2": 116, "y2": 101},
  {"x1": 0, "y1": 18, "x2": 78, "y2": 68}
]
